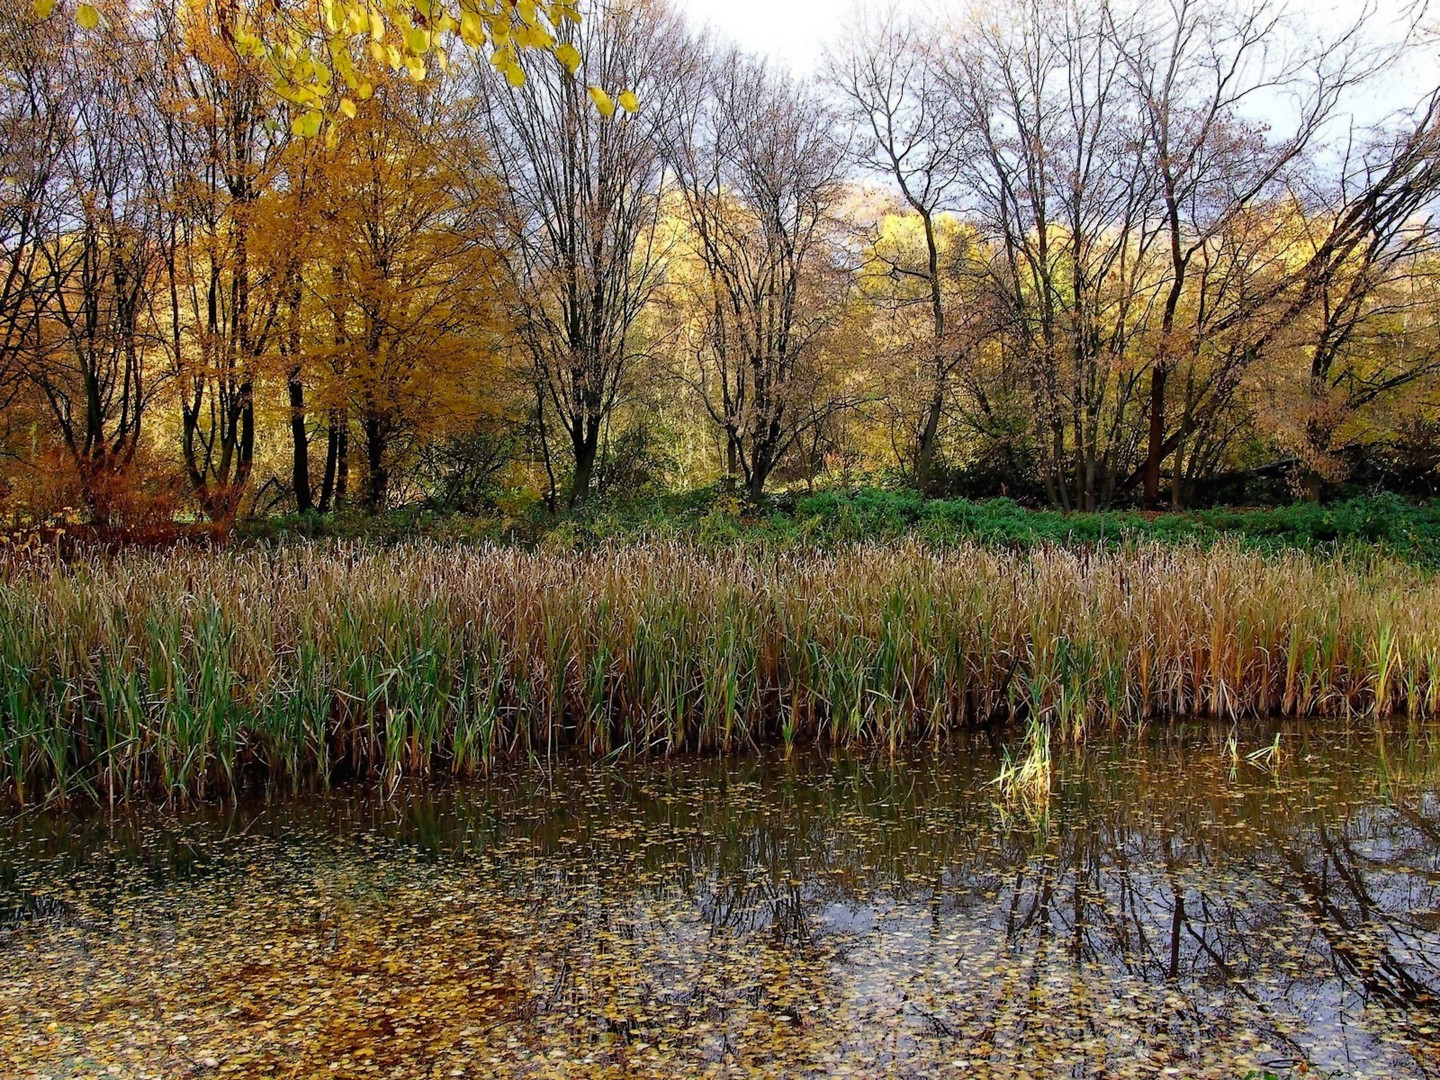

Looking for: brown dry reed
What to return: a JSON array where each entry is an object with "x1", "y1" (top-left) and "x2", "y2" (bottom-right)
[{"x1": 2, "y1": 540, "x2": 1437, "y2": 804}]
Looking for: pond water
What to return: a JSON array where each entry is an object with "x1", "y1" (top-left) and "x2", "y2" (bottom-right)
[{"x1": 2, "y1": 723, "x2": 1439, "y2": 1079}]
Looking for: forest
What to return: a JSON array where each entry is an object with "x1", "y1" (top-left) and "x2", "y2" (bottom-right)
[{"x1": 3, "y1": 0, "x2": 1439, "y2": 534}]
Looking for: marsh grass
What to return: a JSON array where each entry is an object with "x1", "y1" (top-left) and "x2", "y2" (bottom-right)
[
  {"x1": 4, "y1": 539, "x2": 1440, "y2": 804},
  {"x1": 991, "y1": 717, "x2": 1053, "y2": 805}
]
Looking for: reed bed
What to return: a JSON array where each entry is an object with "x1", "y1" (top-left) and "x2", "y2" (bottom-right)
[{"x1": 3, "y1": 540, "x2": 1439, "y2": 803}]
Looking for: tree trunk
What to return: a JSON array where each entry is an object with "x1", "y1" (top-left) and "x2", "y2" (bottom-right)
[
  {"x1": 288, "y1": 370, "x2": 313, "y2": 513},
  {"x1": 363, "y1": 411, "x2": 388, "y2": 514},
  {"x1": 915, "y1": 388, "x2": 944, "y2": 495},
  {"x1": 1142, "y1": 364, "x2": 1168, "y2": 508},
  {"x1": 319, "y1": 408, "x2": 348, "y2": 513},
  {"x1": 914, "y1": 209, "x2": 946, "y2": 497},
  {"x1": 569, "y1": 424, "x2": 598, "y2": 508},
  {"x1": 746, "y1": 464, "x2": 768, "y2": 503}
]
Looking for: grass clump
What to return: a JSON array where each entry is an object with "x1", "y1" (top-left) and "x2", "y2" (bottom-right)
[{"x1": 4, "y1": 538, "x2": 1440, "y2": 805}]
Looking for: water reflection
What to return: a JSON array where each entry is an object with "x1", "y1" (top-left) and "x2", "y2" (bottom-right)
[{"x1": 2, "y1": 723, "x2": 1439, "y2": 1078}]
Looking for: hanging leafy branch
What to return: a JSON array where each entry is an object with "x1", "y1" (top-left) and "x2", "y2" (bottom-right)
[{"x1": 34, "y1": 0, "x2": 636, "y2": 135}]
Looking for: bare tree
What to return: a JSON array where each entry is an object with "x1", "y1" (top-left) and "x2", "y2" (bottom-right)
[
  {"x1": 475, "y1": 0, "x2": 682, "y2": 506},
  {"x1": 0, "y1": 0, "x2": 69, "y2": 419},
  {"x1": 825, "y1": 6, "x2": 969, "y2": 492},
  {"x1": 15, "y1": 11, "x2": 175, "y2": 521},
  {"x1": 931, "y1": 0, "x2": 1438, "y2": 508},
  {"x1": 1109, "y1": 85, "x2": 1440, "y2": 503},
  {"x1": 940, "y1": 0, "x2": 1165, "y2": 510},
  {"x1": 1104, "y1": 0, "x2": 1392, "y2": 505},
  {"x1": 668, "y1": 48, "x2": 857, "y2": 501}
]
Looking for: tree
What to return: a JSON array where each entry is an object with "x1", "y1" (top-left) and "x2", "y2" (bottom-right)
[
  {"x1": 0, "y1": 0, "x2": 68, "y2": 414},
  {"x1": 13, "y1": 4, "x2": 176, "y2": 521},
  {"x1": 475, "y1": 0, "x2": 680, "y2": 506},
  {"x1": 826, "y1": 6, "x2": 968, "y2": 493},
  {"x1": 668, "y1": 48, "x2": 857, "y2": 500},
  {"x1": 150, "y1": 4, "x2": 291, "y2": 524},
  {"x1": 939, "y1": 0, "x2": 1164, "y2": 510},
  {"x1": 1104, "y1": 0, "x2": 1386, "y2": 505},
  {"x1": 309, "y1": 75, "x2": 509, "y2": 512}
]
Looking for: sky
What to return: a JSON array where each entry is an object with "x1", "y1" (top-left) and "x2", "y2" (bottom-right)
[{"x1": 672, "y1": 0, "x2": 1435, "y2": 123}]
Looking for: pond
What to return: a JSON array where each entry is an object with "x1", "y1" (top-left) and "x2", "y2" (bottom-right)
[{"x1": 2, "y1": 722, "x2": 1439, "y2": 1079}]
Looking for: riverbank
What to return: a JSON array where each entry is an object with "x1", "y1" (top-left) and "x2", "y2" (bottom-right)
[{"x1": 3, "y1": 540, "x2": 1437, "y2": 804}]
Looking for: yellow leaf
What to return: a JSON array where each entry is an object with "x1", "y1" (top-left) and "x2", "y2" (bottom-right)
[
  {"x1": 587, "y1": 86, "x2": 615, "y2": 118},
  {"x1": 339, "y1": 97, "x2": 357, "y2": 119},
  {"x1": 617, "y1": 90, "x2": 639, "y2": 114},
  {"x1": 32, "y1": 0, "x2": 56, "y2": 18},
  {"x1": 405, "y1": 26, "x2": 428, "y2": 54},
  {"x1": 505, "y1": 64, "x2": 526, "y2": 88},
  {"x1": 75, "y1": 2, "x2": 99, "y2": 28},
  {"x1": 292, "y1": 110, "x2": 324, "y2": 138},
  {"x1": 369, "y1": 10, "x2": 383, "y2": 41},
  {"x1": 356, "y1": 79, "x2": 373, "y2": 100},
  {"x1": 459, "y1": 11, "x2": 483, "y2": 47},
  {"x1": 405, "y1": 55, "x2": 426, "y2": 81},
  {"x1": 555, "y1": 43, "x2": 581, "y2": 74}
]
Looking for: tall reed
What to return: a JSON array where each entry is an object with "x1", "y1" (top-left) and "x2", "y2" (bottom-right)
[{"x1": 3, "y1": 540, "x2": 1438, "y2": 803}]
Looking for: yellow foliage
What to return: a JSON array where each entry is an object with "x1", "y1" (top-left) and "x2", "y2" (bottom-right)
[{"x1": 39, "y1": 0, "x2": 636, "y2": 132}]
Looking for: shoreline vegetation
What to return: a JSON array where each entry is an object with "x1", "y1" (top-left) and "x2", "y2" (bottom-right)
[
  {"x1": 11, "y1": 488, "x2": 1440, "y2": 564},
  {"x1": 4, "y1": 533, "x2": 1439, "y2": 806},
  {"x1": 250, "y1": 489, "x2": 1440, "y2": 563}
]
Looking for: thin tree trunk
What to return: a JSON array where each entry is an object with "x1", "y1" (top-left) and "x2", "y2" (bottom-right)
[
  {"x1": 1143, "y1": 364, "x2": 1167, "y2": 507},
  {"x1": 288, "y1": 370, "x2": 312, "y2": 513}
]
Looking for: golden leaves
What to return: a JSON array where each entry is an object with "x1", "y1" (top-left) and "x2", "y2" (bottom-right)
[
  {"x1": 291, "y1": 109, "x2": 323, "y2": 138},
  {"x1": 587, "y1": 85, "x2": 615, "y2": 118},
  {"x1": 585, "y1": 87, "x2": 640, "y2": 120},
  {"x1": 31, "y1": 0, "x2": 637, "y2": 137},
  {"x1": 555, "y1": 42, "x2": 581, "y2": 74}
]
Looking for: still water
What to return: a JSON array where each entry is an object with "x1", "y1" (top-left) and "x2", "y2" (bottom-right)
[{"x1": 2, "y1": 723, "x2": 1439, "y2": 1079}]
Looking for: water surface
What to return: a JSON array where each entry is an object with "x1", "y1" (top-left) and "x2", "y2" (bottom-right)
[{"x1": 3, "y1": 723, "x2": 1439, "y2": 1078}]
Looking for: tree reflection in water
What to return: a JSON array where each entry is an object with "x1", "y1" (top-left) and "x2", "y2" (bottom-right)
[{"x1": 1, "y1": 722, "x2": 1438, "y2": 1078}]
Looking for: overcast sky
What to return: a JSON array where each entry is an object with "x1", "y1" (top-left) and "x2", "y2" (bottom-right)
[{"x1": 673, "y1": 0, "x2": 1435, "y2": 125}]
